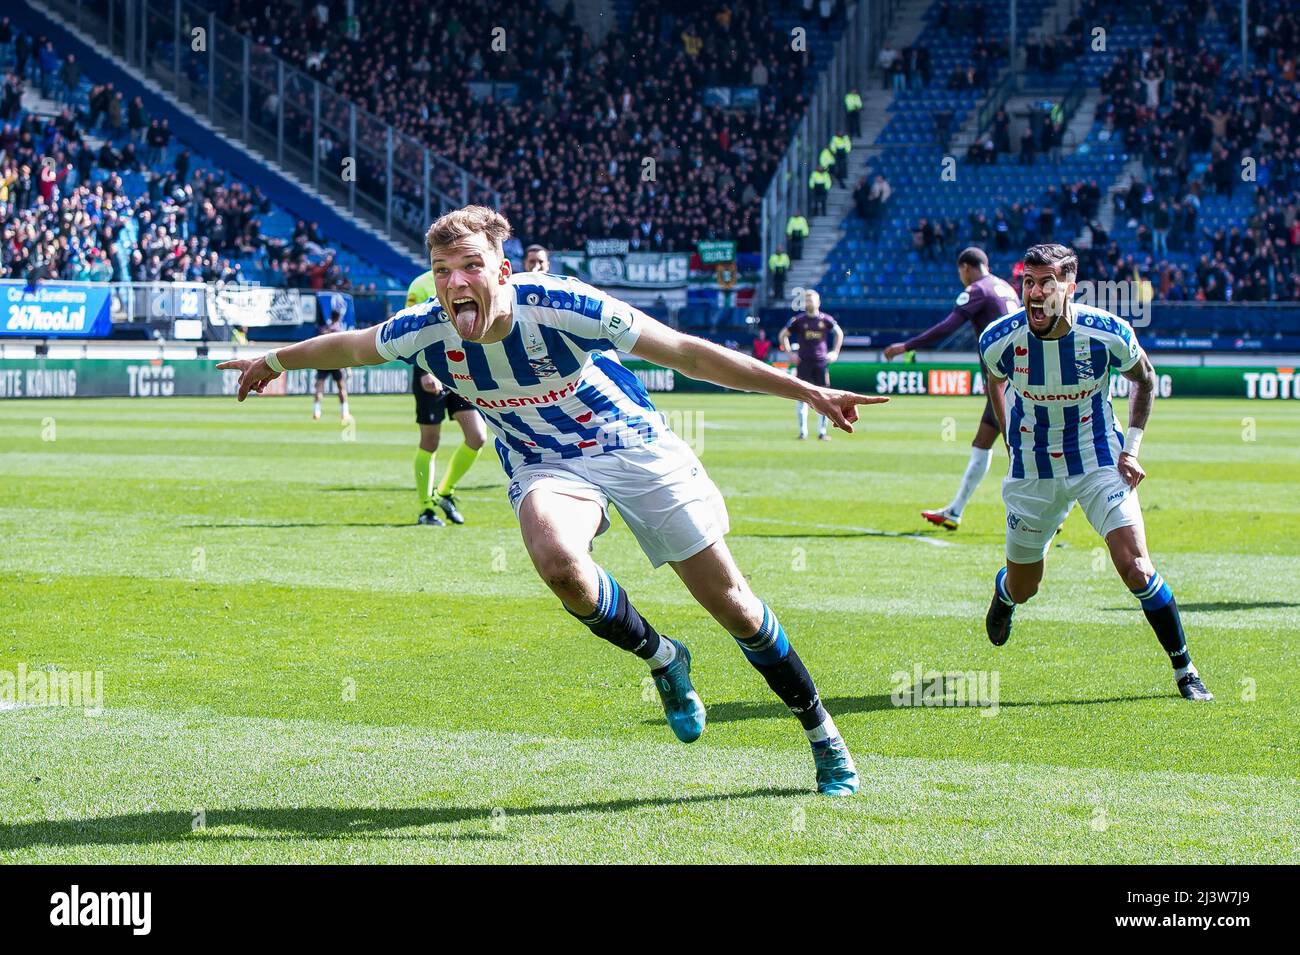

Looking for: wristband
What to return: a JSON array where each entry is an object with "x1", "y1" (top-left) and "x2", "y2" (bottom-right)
[
  {"x1": 1122, "y1": 426, "x2": 1143, "y2": 459},
  {"x1": 264, "y1": 349, "x2": 285, "y2": 373}
]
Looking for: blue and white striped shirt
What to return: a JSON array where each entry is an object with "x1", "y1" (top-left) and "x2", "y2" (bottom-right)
[
  {"x1": 979, "y1": 303, "x2": 1142, "y2": 480},
  {"x1": 375, "y1": 272, "x2": 664, "y2": 476}
]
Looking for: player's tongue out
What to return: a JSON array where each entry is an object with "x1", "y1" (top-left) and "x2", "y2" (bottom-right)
[{"x1": 452, "y1": 297, "x2": 481, "y2": 338}]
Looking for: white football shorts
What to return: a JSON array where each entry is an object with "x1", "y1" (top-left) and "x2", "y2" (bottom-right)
[
  {"x1": 506, "y1": 432, "x2": 730, "y2": 568},
  {"x1": 1002, "y1": 465, "x2": 1143, "y2": 563}
]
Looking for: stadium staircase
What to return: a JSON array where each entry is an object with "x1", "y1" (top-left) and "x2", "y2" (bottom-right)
[
  {"x1": 17, "y1": 78, "x2": 109, "y2": 156},
  {"x1": 782, "y1": 0, "x2": 932, "y2": 298}
]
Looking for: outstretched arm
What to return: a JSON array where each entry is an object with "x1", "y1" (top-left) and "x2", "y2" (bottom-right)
[
  {"x1": 217, "y1": 327, "x2": 386, "y2": 400},
  {"x1": 630, "y1": 313, "x2": 887, "y2": 433},
  {"x1": 885, "y1": 308, "x2": 965, "y2": 359}
]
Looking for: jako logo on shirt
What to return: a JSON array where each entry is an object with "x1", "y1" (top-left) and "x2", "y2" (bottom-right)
[{"x1": 50, "y1": 885, "x2": 152, "y2": 935}]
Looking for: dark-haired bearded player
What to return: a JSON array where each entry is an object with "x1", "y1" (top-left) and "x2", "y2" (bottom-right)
[{"x1": 978, "y1": 243, "x2": 1212, "y2": 702}]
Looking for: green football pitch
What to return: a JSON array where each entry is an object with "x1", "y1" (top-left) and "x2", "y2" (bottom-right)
[{"x1": 1, "y1": 392, "x2": 1295, "y2": 863}]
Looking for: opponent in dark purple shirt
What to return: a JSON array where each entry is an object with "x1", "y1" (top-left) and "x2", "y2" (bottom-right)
[
  {"x1": 883, "y1": 247, "x2": 1018, "y2": 530},
  {"x1": 779, "y1": 289, "x2": 844, "y2": 439}
]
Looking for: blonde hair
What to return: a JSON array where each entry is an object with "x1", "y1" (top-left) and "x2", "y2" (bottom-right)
[{"x1": 425, "y1": 205, "x2": 513, "y2": 258}]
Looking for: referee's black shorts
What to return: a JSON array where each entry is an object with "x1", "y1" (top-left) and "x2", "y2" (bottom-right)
[
  {"x1": 795, "y1": 362, "x2": 830, "y2": 388},
  {"x1": 413, "y1": 373, "x2": 474, "y2": 425}
]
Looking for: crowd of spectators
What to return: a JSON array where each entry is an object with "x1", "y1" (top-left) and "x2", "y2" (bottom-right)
[
  {"x1": 0, "y1": 54, "x2": 358, "y2": 289},
  {"x1": 876, "y1": 43, "x2": 932, "y2": 92},
  {"x1": 223, "y1": 0, "x2": 824, "y2": 253},
  {"x1": 1085, "y1": 0, "x2": 1300, "y2": 300},
  {"x1": 899, "y1": 0, "x2": 1300, "y2": 302}
]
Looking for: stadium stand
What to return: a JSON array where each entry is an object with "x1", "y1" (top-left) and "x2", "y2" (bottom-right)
[
  {"x1": 216, "y1": 0, "x2": 844, "y2": 253},
  {"x1": 5, "y1": 0, "x2": 1299, "y2": 348},
  {"x1": 817, "y1": 0, "x2": 1300, "y2": 309},
  {"x1": 0, "y1": 22, "x2": 404, "y2": 291}
]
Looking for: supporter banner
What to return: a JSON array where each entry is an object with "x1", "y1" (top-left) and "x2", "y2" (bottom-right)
[
  {"x1": 696, "y1": 240, "x2": 737, "y2": 265},
  {"x1": 467, "y1": 81, "x2": 519, "y2": 103},
  {"x1": 552, "y1": 251, "x2": 690, "y2": 289},
  {"x1": 585, "y1": 238, "x2": 630, "y2": 257},
  {"x1": 3, "y1": 359, "x2": 1298, "y2": 400},
  {"x1": 210, "y1": 286, "x2": 317, "y2": 327},
  {"x1": 1, "y1": 282, "x2": 113, "y2": 338},
  {"x1": 701, "y1": 86, "x2": 760, "y2": 110},
  {"x1": 317, "y1": 291, "x2": 356, "y2": 328}
]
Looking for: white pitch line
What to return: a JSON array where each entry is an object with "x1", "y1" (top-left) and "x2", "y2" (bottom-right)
[{"x1": 743, "y1": 516, "x2": 955, "y2": 547}]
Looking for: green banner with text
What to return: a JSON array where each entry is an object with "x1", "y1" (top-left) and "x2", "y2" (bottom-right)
[{"x1": 1, "y1": 358, "x2": 1298, "y2": 400}]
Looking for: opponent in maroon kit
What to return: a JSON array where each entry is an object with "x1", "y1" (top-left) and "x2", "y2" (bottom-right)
[
  {"x1": 884, "y1": 247, "x2": 1019, "y2": 529},
  {"x1": 779, "y1": 289, "x2": 844, "y2": 440}
]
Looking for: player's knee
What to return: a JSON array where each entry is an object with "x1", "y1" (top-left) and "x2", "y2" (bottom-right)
[
  {"x1": 534, "y1": 549, "x2": 592, "y2": 602},
  {"x1": 1116, "y1": 554, "x2": 1153, "y2": 590},
  {"x1": 465, "y1": 433, "x2": 485, "y2": 451},
  {"x1": 712, "y1": 583, "x2": 762, "y2": 635}
]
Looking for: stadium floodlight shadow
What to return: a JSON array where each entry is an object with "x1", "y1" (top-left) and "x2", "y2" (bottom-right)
[
  {"x1": 0, "y1": 789, "x2": 807, "y2": 852},
  {"x1": 1104, "y1": 600, "x2": 1300, "y2": 613}
]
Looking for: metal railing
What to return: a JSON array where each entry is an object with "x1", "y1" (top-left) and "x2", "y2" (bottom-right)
[
  {"x1": 37, "y1": 0, "x2": 499, "y2": 259},
  {"x1": 971, "y1": 69, "x2": 1017, "y2": 145},
  {"x1": 761, "y1": 0, "x2": 898, "y2": 306}
]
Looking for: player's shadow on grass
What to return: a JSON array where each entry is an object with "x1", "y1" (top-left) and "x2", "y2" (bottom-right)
[
  {"x1": 182, "y1": 521, "x2": 415, "y2": 529},
  {"x1": 731, "y1": 531, "x2": 929, "y2": 541},
  {"x1": 1103, "y1": 600, "x2": 1300, "y2": 612},
  {"x1": 0, "y1": 787, "x2": 805, "y2": 852},
  {"x1": 700, "y1": 695, "x2": 898, "y2": 724},
  {"x1": 993, "y1": 693, "x2": 1171, "y2": 707},
  {"x1": 322, "y1": 483, "x2": 502, "y2": 493},
  {"x1": 700, "y1": 692, "x2": 1171, "y2": 723}
]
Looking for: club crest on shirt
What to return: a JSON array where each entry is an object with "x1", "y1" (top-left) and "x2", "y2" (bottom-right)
[
  {"x1": 528, "y1": 356, "x2": 560, "y2": 378},
  {"x1": 1074, "y1": 334, "x2": 1095, "y2": 381}
]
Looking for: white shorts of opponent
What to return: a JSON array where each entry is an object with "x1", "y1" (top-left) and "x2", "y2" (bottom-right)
[
  {"x1": 506, "y1": 432, "x2": 730, "y2": 568},
  {"x1": 1003, "y1": 465, "x2": 1143, "y2": 564}
]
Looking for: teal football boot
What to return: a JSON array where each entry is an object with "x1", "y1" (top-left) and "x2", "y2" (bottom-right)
[
  {"x1": 651, "y1": 639, "x2": 706, "y2": 743},
  {"x1": 812, "y1": 736, "x2": 860, "y2": 797}
]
